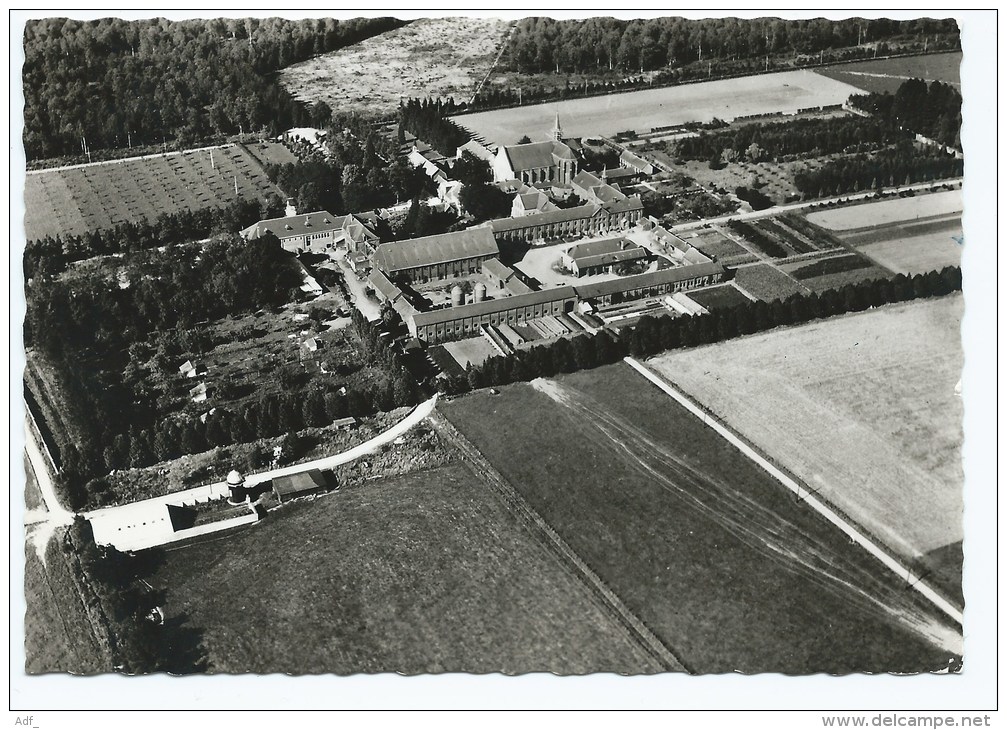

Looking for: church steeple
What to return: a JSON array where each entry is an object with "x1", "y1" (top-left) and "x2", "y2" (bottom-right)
[{"x1": 551, "y1": 113, "x2": 563, "y2": 141}]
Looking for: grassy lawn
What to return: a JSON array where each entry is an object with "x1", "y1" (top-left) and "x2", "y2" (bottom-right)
[
  {"x1": 153, "y1": 462, "x2": 659, "y2": 674},
  {"x1": 732, "y1": 263, "x2": 810, "y2": 301},
  {"x1": 649, "y1": 295, "x2": 964, "y2": 591},
  {"x1": 24, "y1": 536, "x2": 111, "y2": 674},
  {"x1": 685, "y1": 284, "x2": 752, "y2": 310},
  {"x1": 442, "y1": 366, "x2": 960, "y2": 674}
]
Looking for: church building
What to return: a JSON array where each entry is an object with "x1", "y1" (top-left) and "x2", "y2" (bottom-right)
[{"x1": 492, "y1": 116, "x2": 578, "y2": 186}]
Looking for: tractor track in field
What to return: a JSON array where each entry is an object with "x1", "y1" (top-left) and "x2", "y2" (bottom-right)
[{"x1": 430, "y1": 408, "x2": 689, "y2": 674}]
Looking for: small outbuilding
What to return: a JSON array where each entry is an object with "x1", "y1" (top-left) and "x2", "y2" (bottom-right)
[{"x1": 271, "y1": 469, "x2": 331, "y2": 504}]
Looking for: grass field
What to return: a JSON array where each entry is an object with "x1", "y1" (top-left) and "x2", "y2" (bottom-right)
[
  {"x1": 649, "y1": 296, "x2": 964, "y2": 602},
  {"x1": 24, "y1": 143, "x2": 284, "y2": 241},
  {"x1": 806, "y1": 190, "x2": 963, "y2": 231},
  {"x1": 24, "y1": 536, "x2": 111, "y2": 674},
  {"x1": 441, "y1": 366, "x2": 960, "y2": 673},
  {"x1": 684, "y1": 284, "x2": 752, "y2": 310},
  {"x1": 280, "y1": 18, "x2": 511, "y2": 116},
  {"x1": 153, "y1": 462, "x2": 659, "y2": 674},
  {"x1": 452, "y1": 70, "x2": 863, "y2": 145},
  {"x1": 733, "y1": 263, "x2": 809, "y2": 301},
  {"x1": 857, "y1": 223, "x2": 962, "y2": 275},
  {"x1": 815, "y1": 52, "x2": 961, "y2": 94}
]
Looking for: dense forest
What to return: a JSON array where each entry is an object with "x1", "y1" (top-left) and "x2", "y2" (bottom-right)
[
  {"x1": 849, "y1": 79, "x2": 962, "y2": 149},
  {"x1": 502, "y1": 16, "x2": 959, "y2": 75},
  {"x1": 22, "y1": 16, "x2": 404, "y2": 159}
]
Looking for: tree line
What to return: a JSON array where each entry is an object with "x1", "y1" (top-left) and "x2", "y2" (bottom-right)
[
  {"x1": 792, "y1": 142, "x2": 963, "y2": 198},
  {"x1": 673, "y1": 115, "x2": 909, "y2": 164},
  {"x1": 849, "y1": 78, "x2": 962, "y2": 149},
  {"x1": 23, "y1": 16, "x2": 405, "y2": 160},
  {"x1": 501, "y1": 16, "x2": 958, "y2": 75},
  {"x1": 24, "y1": 195, "x2": 284, "y2": 276},
  {"x1": 438, "y1": 266, "x2": 962, "y2": 395}
]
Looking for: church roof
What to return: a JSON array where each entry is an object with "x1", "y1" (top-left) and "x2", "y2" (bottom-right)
[{"x1": 502, "y1": 140, "x2": 575, "y2": 173}]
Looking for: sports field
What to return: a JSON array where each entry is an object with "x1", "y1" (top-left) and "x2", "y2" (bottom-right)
[
  {"x1": 153, "y1": 462, "x2": 659, "y2": 674},
  {"x1": 815, "y1": 52, "x2": 961, "y2": 94},
  {"x1": 649, "y1": 295, "x2": 963, "y2": 602},
  {"x1": 452, "y1": 70, "x2": 863, "y2": 145},
  {"x1": 441, "y1": 365, "x2": 961, "y2": 673},
  {"x1": 24, "y1": 144, "x2": 283, "y2": 241}
]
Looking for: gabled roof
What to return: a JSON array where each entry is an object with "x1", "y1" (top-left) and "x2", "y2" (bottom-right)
[
  {"x1": 481, "y1": 257, "x2": 517, "y2": 282},
  {"x1": 489, "y1": 203, "x2": 604, "y2": 232},
  {"x1": 574, "y1": 248, "x2": 648, "y2": 270},
  {"x1": 502, "y1": 140, "x2": 575, "y2": 173},
  {"x1": 571, "y1": 170, "x2": 602, "y2": 190},
  {"x1": 566, "y1": 237, "x2": 640, "y2": 261},
  {"x1": 241, "y1": 211, "x2": 342, "y2": 240},
  {"x1": 371, "y1": 227, "x2": 499, "y2": 273},
  {"x1": 368, "y1": 268, "x2": 404, "y2": 302},
  {"x1": 601, "y1": 166, "x2": 637, "y2": 181}
]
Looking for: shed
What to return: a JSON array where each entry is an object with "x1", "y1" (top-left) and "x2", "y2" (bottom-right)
[{"x1": 272, "y1": 469, "x2": 331, "y2": 504}]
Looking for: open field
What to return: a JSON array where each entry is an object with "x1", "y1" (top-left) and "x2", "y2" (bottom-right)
[
  {"x1": 153, "y1": 462, "x2": 659, "y2": 674},
  {"x1": 24, "y1": 144, "x2": 283, "y2": 241},
  {"x1": 452, "y1": 70, "x2": 863, "y2": 145},
  {"x1": 806, "y1": 190, "x2": 963, "y2": 231},
  {"x1": 732, "y1": 262, "x2": 809, "y2": 301},
  {"x1": 24, "y1": 537, "x2": 110, "y2": 674},
  {"x1": 649, "y1": 295, "x2": 964, "y2": 604},
  {"x1": 856, "y1": 221, "x2": 962, "y2": 275},
  {"x1": 815, "y1": 52, "x2": 961, "y2": 94},
  {"x1": 441, "y1": 366, "x2": 960, "y2": 673},
  {"x1": 684, "y1": 283, "x2": 752, "y2": 310},
  {"x1": 280, "y1": 18, "x2": 511, "y2": 116}
]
